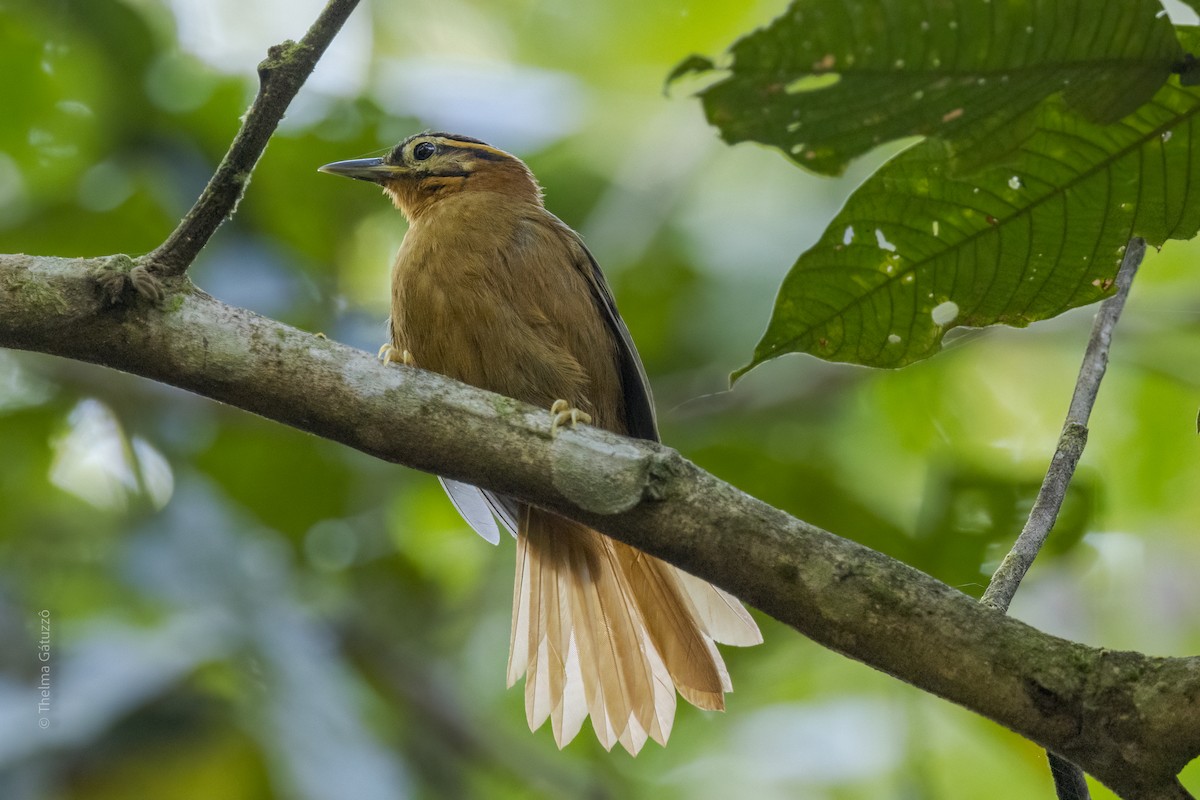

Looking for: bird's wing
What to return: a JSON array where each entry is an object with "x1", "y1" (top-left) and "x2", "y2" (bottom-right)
[
  {"x1": 570, "y1": 235, "x2": 660, "y2": 443},
  {"x1": 438, "y1": 477, "x2": 521, "y2": 544},
  {"x1": 483, "y1": 491, "x2": 522, "y2": 536},
  {"x1": 438, "y1": 478, "x2": 502, "y2": 544}
]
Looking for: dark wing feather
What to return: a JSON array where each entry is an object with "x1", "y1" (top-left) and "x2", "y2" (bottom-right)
[
  {"x1": 568, "y1": 232, "x2": 660, "y2": 444},
  {"x1": 484, "y1": 491, "x2": 521, "y2": 536}
]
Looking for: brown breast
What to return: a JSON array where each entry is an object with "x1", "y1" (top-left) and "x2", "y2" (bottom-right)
[{"x1": 390, "y1": 192, "x2": 626, "y2": 433}]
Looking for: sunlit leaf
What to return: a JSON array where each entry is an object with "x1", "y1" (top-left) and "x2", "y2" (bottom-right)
[
  {"x1": 677, "y1": 0, "x2": 1182, "y2": 176},
  {"x1": 736, "y1": 38, "x2": 1200, "y2": 377}
]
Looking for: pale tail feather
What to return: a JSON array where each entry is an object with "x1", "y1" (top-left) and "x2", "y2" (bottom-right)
[
  {"x1": 673, "y1": 569, "x2": 763, "y2": 646},
  {"x1": 558, "y1": 635, "x2": 587, "y2": 745},
  {"x1": 615, "y1": 545, "x2": 725, "y2": 711},
  {"x1": 513, "y1": 509, "x2": 587, "y2": 748},
  {"x1": 439, "y1": 478, "x2": 501, "y2": 545},
  {"x1": 639, "y1": 628, "x2": 677, "y2": 746},
  {"x1": 507, "y1": 507, "x2": 754, "y2": 754},
  {"x1": 563, "y1": 521, "x2": 656, "y2": 753},
  {"x1": 507, "y1": 524, "x2": 532, "y2": 686},
  {"x1": 439, "y1": 480, "x2": 524, "y2": 544}
]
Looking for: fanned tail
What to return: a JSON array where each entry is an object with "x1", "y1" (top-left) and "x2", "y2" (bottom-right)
[{"x1": 508, "y1": 507, "x2": 760, "y2": 755}]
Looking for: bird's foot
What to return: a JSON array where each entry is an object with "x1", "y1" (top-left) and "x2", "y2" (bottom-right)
[
  {"x1": 95, "y1": 255, "x2": 165, "y2": 306},
  {"x1": 549, "y1": 399, "x2": 592, "y2": 435},
  {"x1": 378, "y1": 343, "x2": 414, "y2": 366}
]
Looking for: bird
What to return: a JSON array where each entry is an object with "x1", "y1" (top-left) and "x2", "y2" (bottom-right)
[{"x1": 319, "y1": 132, "x2": 761, "y2": 755}]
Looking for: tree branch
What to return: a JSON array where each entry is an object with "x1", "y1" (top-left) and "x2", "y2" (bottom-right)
[
  {"x1": 1048, "y1": 751, "x2": 1094, "y2": 800},
  {"x1": 143, "y1": 0, "x2": 361, "y2": 277},
  {"x1": 0, "y1": 252, "x2": 1197, "y2": 800},
  {"x1": 979, "y1": 238, "x2": 1145, "y2": 799},
  {"x1": 982, "y1": 238, "x2": 1146, "y2": 612}
]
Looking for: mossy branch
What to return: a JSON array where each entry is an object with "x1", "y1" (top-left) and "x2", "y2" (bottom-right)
[{"x1": 0, "y1": 251, "x2": 1197, "y2": 800}]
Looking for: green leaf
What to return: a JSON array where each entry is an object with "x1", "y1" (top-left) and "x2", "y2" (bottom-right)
[
  {"x1": 682, "y1": 0, "x2": 1181, "y2": 176},
  {"x1": 665, "y1": 54, "x2": 716, "y2": 89},
  {"x1": 735, "y1": 40, "x2": 1200, "y2": 378}
]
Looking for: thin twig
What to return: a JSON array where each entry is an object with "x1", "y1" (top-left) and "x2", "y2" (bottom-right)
[
  {"x1": 981, "y1": 237, "x2": 1145, "y2": 612},
  {"x1": 1048, "y1": 752, "x2": 1092, "y2": 800},
  {"x1": 979, "y1": 237, "x2": 1146, "y2": 800},
  {"x1": 145, "y1": 0, "x2": 361, "y2": 276}
]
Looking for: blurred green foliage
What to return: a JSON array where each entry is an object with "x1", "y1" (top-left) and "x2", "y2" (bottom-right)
[{"x1": 2, "y1": 1, "x2": 1200, "y2": 798}]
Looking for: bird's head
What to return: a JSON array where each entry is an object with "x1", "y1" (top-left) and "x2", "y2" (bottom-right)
[{"x1": 318, "y1": 132, "x2": 541, "y2": 220}]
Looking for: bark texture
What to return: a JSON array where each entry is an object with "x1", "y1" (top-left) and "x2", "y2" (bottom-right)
[{"x1": 1, "y1": 252, "x2": 1197, "y2": 799}]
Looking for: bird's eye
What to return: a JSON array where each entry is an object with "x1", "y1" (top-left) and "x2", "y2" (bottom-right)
[{"x1": 413, "y1": 142, "x2": 436, "y2": 161}]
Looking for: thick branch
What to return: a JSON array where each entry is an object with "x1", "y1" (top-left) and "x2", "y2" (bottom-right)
[
  {"x1": 0, "y1": 253, "x2": 1197, "y2": 800},
  {"x1": 144, "y1": 0, "x2": 361, "y2": 276}
]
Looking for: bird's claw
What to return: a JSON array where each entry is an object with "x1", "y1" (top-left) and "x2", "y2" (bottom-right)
[
  {"x1": 378, "y1": 343, "x2": 415, "y2": 366},
  {"x1": 549, "y1": 399, "x2": 591, "y2": 435}
]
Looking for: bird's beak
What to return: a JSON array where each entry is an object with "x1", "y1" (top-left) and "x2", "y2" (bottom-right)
[{"x1": 317, "y1": 157, "x2": 403, "y2": 185}]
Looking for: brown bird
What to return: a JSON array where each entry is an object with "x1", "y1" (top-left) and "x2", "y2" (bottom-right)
[{"x1": 319, "y1": 132, "x2": 761, "y2": 754}]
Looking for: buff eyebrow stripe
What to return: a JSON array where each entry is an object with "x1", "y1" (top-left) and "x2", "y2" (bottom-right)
[
  {"x1": 444, "y1": 142, "x2": 509, "y2": 161},
  {"x1": 427, "y1": 131, "x2": 491, "y2": 146}
]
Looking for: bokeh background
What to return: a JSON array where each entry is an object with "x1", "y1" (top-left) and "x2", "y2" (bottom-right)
[{"x1": 3, "y1": 0, "x2": 1200, "y2": 797}]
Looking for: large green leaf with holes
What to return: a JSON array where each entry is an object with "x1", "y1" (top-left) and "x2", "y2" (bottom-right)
[
  {"x1": 674, "y1": 0, "x2": 1181, "y2": 176},
  {"x1": 733, "y1": 29, "x2": 1200, "y2": 378}
]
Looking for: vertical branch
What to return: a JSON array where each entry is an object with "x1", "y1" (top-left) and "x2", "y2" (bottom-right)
[
  {"x1": 981, "y1": 238, "x2": 1145, "y2": 612},
  {"x1": 978, "y1": 237, "x2": 1146, "y2": 800},
  {"x1": 145, "y1": 0, "x2": 362, "y2": 276},
  {"x1": 1047, "y1": 752, "x2": 1092, "y2": 800}
]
